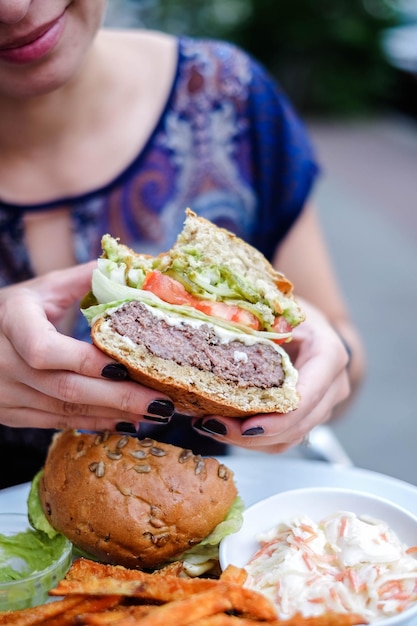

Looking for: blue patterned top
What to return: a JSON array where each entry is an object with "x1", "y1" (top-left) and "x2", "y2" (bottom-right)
[{"x1": 0, "y1": 37, "x2": 319, "y2": 473}]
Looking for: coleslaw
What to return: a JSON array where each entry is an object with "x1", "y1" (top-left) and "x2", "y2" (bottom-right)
[{"x1": 245, "y1": 511, "x2": 417, "y2": 622}]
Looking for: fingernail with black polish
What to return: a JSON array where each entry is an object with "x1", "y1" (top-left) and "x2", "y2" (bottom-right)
[
  {"x1": 146, "y1": 400, "x2": 175, "y2": 419},
  {"x1": 143, "y1": 415, "x2": 171, "y2": 423},
  {"x1": 194, "y1": 418, "x2": 228, "y2": 436},
  {"x1": 101, "y1": 363, "x2": 129, "y2": 381},
  {"x1": 115, "y1": 422, "x2": 137, "y2": 434},
  {"x1": 242, "y1": 426, "x2": 265, "y2": 437}
]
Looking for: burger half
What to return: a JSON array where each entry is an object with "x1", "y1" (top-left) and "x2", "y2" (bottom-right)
[
  {"x1": 81, "y1": 209, "x2": 305, "y2": 417},
  {"x1": 29, "y1": 429, "x2": 243, "y2": 574}
]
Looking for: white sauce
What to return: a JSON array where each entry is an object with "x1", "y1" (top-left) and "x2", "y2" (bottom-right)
[
  {"x1": 233, "y1": 351, "x2": 249, "y2": 364},
  {"x1": 245, "y1": 511, "x2": 417, "y2": 622}
]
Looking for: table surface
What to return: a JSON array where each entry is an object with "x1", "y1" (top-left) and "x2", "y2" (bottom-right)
[{"x1": 2, "y1": 456, "x2": 417, "y2": 516}]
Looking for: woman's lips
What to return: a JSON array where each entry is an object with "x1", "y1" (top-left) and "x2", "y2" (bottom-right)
[{"x1": 0, "y1": 14, "x2": 65, "y2": 64}]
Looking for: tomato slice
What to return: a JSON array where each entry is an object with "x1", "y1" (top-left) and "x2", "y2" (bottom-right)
[
  {"x1": 142, "y1": 271, "x2": 260, "y2": 330},
  {"x1": 142, "y1": 271, "x2": 194, "y2": 306},
  {"x1": 271, "y1": 315, "x2": 293, "y2": 344},
  {"x1": 272, "y1": 316, "x2": 293, "y2": 334},
  {"x1": 195, "y1": 300, "x2": 260, "y2": 330}
]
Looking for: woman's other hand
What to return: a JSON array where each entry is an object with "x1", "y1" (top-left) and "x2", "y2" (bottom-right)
[{"x1": 191, "y1": 300, "x2": 351, "y2": 452}]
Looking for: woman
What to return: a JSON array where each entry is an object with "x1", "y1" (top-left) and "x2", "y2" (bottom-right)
[{"x1": 0, "y1": 0, "x2": 364, "y2": 486}]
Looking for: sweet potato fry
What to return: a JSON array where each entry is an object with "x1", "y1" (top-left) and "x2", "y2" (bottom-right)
[
  {"x1": 224, "y1": 584, "x2": 277, "y2": 621},
  {"x1": 281, "y1": 614, "x2": 366, "y2": 626},
  {"x1": 185, "y1": 616, "x2": 257, "y2": 626},
  {"x1": 151, "y1": 561, "x2": 186, "y2": 578},
  {"x1": 0, "y1": 596, "x2": 87, "y2": 626},
  {"x1": 64, "y1": 559, "x2": 149, "y2": 583},
  {"x1": 186, "y1": 616, "x2": 366, "y2": 626},
  {"x1": 79, "y1": 605, "x2": 155, "y2": 625},
  {"x1": 61, "y1": 557, "x2": 187, "y2": 587},
  {"x1": 106, "y1": 588, "x2": 233, "y2": 626},
  {"x1": 41, "y1": 596, "x2": 122, "y2": 626},
  {"x1": 51, "y1": 562, "x2": 276, "y2": 621},
  {"x1": 51, "y1": 571, "x2": 220, "y2": 601},
  {"x1": 219, "y1": 565, "x2": 248, "y2": 586},
  {"x1": 186, "y1": 614, "x2": 366, "y2": 626}
]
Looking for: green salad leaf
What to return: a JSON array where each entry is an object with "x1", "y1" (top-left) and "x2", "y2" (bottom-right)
[
  {"x1": 27, "y1": 470, "x2": 58, "y2": 540},
  {"x1": 178, "y1": 495, "x2": 245, "y2": 575}
]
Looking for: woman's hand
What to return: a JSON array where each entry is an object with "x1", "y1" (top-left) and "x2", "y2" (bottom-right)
[
  {"x1": 0, "y1": 263, "x2": 175, "y2": 432},
  {"x1": 191, "y1": 300, "x2": 351, "y2": 453}
]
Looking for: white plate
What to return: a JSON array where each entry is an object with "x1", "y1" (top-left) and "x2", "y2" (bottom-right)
[{"x1": 223, "y1": 457, "x2": 417, "y2": 514}]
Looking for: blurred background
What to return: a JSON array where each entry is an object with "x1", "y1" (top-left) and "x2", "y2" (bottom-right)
[{"x1": 105, "y1": 0, "x2": 417, "y2": 486}]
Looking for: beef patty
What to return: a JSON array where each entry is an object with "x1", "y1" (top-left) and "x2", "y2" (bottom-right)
[{"x1": 109, "y1": 301, "x2": 285, "y2": 389}]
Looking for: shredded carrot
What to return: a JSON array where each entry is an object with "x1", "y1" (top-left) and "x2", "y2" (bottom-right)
[
  {"x1": 300, "y1": 523, "x2": 318, "y2": 536},
  {"x1": 302, "y1": 552, "x2": 315, "y2": 571},
  {"x1": 346, "y1": 568, "x2": 360, "y2": 593},
  {"x1": 378, "y1": 581, "x2": 402, "y2": 596},
  {"x1": 338, "y1": 516, "x2": 348, "y2": 538}
]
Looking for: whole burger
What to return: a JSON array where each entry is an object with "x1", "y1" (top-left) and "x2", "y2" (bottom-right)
[
  {"x1": 81, "y1": 209, "x2": 305, "y2": 417},
  {"x1": 31, "y1": 430, "x2": 243, "y2": 573}
]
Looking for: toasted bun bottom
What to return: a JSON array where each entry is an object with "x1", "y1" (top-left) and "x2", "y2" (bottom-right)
[
  {"x1": 91, "y1": 314, "x2": 299, "y2": 418},
  {"x1": 39, "y1": 430, "x2": 237, "y2": 569}
]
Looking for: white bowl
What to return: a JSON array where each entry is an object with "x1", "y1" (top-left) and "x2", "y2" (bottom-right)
[{"x1": 220, "y1": 487, "x2": 417, "y2": 626}]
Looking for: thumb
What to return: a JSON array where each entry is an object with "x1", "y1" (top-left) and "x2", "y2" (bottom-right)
[{"x1": 39, "y1": 260, "x2": 98, "y2": 306}]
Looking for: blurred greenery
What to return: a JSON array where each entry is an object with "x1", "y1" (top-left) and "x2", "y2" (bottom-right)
[{"x1": 109, "y1": 0, "x2": 401, "y2": 116}]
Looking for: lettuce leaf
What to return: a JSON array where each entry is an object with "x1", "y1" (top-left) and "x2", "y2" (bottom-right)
[
  {"x1": 178, "y1": 495, "x2": 245, "y2": 575},
  {"x1": 27, "y1": 470, "x2": 60, "y2": 540},
  {"x1": 82, "y1": 269, "x2": 292, "y2": 342}
]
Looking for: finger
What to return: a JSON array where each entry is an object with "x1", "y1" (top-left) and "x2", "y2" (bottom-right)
[
  {"x1": 0, "y1": 333, "x2": 174, "y2": 427},
  {"x1": 2, "y1": 294, "x2": 106, "y2": 374},
  {"x1": 2, "y1": 302, "x2": 152, "y2": 400},
  {"x1": 2, "y1": 372, "x2": 176, "y2": 427},
  {"x1": 227, "y1": 411, "x2": 334, "y2": 454},
  {"x1": 244, "y1": 372, "x2": 347, "y2": 447},
  {"x1": 0, "y1": 406, "x2": 148, "y2": 432},
  {"x1": 29, "y1": 366, "x2": 174, "y2": 413},
  {"x1": 191, "y1": 417, "x2": 296, "y2": 454},
  {"x1": 237, "y1": 369, "x2": 348, "y2": 444},
  {"x1": 191, "y1": 368, "x2": 348, "y2": 450},
  {"x1": 33, "y1": 261, "x2": 96, "y2": 308},
  {"x1": 0, "y1": 262, "x2": 97, "y2": 328},
  {"x1": 2, "y1": 369, "x2": 176, "y2": 429},
  {"x1": 0, "y1": 337, "x2": 175, "y2": 425},
  {"x1": 237, "y1": 331, "x2": 350, "y2": 444},
  {"x1": 0, "y1": 379, "x2": 172, "y2": 428}
]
